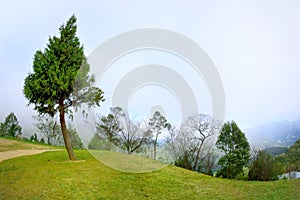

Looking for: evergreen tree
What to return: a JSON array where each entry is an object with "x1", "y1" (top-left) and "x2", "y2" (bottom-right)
[
  {"x1": 23, "y1": 15, "x2": 104, "y2": 160},
  {"x1": 216, "y1": 121, "x2": 250, "y2": 179},
  {"x1": 0, "y1": 112, "x2": 22, "y2": 137}
]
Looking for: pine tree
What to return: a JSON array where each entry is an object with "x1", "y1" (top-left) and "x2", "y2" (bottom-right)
[
  {"x1": 216, "y1": 121, "x2": 250, "y2": 179},
  {"x1": 24, "y1": 15, "x2": 104, "y2": 160}
]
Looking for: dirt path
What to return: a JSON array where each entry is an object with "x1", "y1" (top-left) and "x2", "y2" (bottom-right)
[{"x1": 0, "y1": 149, "x2": 60, "y2": 162}]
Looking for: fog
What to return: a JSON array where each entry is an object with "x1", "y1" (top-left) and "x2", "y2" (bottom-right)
[{"x1": 0, "y1": 0, "x2": 300, "y2": 137}]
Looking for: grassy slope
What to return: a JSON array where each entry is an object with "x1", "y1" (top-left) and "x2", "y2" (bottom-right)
[
  {"x1": 0, "y1": 137, "x2": 59, "y2": 152},
  {"x1": 0, "y1": 140, "x2": 299, "y2": 200}
]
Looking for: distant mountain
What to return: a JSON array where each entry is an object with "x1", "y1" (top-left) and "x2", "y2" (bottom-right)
[
  {"x1": 264, "y1": 146, "x2": 288, "y2": 156},
  {"x1": 245, "y1": 119, "x2": 300, "y2": 147}
]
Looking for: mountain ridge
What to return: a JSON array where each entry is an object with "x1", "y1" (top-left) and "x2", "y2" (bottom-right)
[{"x1": 245, "y1": 118, "x2": 300, "y2": 147}]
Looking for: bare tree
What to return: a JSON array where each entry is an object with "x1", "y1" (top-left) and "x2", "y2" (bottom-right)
[
  {"x1": 200, "y1": 146, "x2": 219, "y2": 175},
  {"x1": 165, "y1": 127, "x2": 179, "y2": 161},
  {"x1": 165, "y1": 114, "x2": 221, "y2": 172},
  {"x1": 181, "y1": 114, "x2": 221, "y2": 171},
  {"x1": 110, "y1": 107, "x2": 151, "y2": 154},
  {"x1": 165, "y1": 126, "x2": 191, "y2": 163}
]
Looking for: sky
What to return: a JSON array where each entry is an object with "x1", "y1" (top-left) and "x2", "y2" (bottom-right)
[{"x1": 0, "y1": 0, "x2": 300, "y2": 137}]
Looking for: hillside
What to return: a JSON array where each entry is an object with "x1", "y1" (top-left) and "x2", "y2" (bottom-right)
[
  {"x1": 0, "y1": 139, "x2": 299, "y2": 199},
  {"x1": 0, "y1": 137, "x2": 58, "y2": 152},
  {"x1": 245, "y1": 119, "x2": 300, "y2": 147}
]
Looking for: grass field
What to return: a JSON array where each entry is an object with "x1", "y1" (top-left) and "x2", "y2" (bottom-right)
[
  {"x1": 0, "y1": 138, "x2": 299, "y2": 199},
  {"x1": 0, "y1": 137, "x2": 59, "y2": 152}
]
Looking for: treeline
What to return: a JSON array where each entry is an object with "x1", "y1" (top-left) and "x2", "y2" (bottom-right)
[
  {"x1": 87, "y1": 108, "x2": 300, "y2": 181},
  {"x1": 0, "y1": 112, "x2": 83, "y2": 149},
  {"x1": 88, "y1": 107, "x2": 244, "y2": 178},
  {"x1": 1, "y1": 110, "x2": 299, "y2": 181}
]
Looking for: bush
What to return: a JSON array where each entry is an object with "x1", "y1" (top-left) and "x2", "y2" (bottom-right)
[
  {"x1": 40, "y1": 138, "x2": 45, "y2": 144},
  {"x1": 248, "y1": 150, "x2": 278, "y2": 181},
  {"x1": 68, "y1": 128, "x2": 84, "y2": 149},
  {"x1": 0, "y1": 112, "x2": 22, "y2": 137},
  {"x1": 30, "y1": 133, "x2": 38, "y2": 142},
  {"x1": 88, "y1": 134, "x2": 115, "y2": 150},
  {"x1": 236, "y1": 167, "x2": 249, "y2": 180}
]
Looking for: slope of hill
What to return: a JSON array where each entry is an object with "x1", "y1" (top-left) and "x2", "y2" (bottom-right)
[
  {"x1": 0, "y1": 139, "x2": 299, "y2": 199},
  {"x1": 0, "y1": 137, "x2": 57, "y2": 152},
  {"x1": 245, "y1": 119, "x2": 300, "y2": 147},
  {"x1": 264, "y1": 146, "x2": 288, "y2": 156}
]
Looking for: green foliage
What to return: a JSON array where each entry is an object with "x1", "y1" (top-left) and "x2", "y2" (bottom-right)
[
  {"x1": 40, "y1": 138, "x2": 45, "y2": 144},
  {"x1": 148, "y1": 111, "x2": 171, "y2": 133},
  {"x1": 174, "y1": 149, "x2": 194, "y2": 170},
  {"x1": 93, "y1": 107, "x2": 151, "y2": 154},
  {"x1": 248, "y1": 150, "x2": 278, "y2": 181},
  {"x1": 216, "y1": 121, "x2": 250, "y2": 179},
  {"x1": 67, "y1": 127, "x2": 83, "y2": 149},
  {"x1": 285, "y1": 139, "x2": 300, "y2": 171},
  {"x1": 88, "y1": 134, "x2": 103, "y2": 149},
  {"x1": 274, "y1": 139, "x2": 300, "y2": 173},
  {"x1": 148, "y1": 111, "x2": 171, "y2": 159},
  {"x1": 23, "y1": 15, "x2": 104, "y2": 160},
  {"x1": 199, "y1": 148, "x2": 219, "y2": 176},
  {"x1": 264, "y1": 146, "x2": 288, "y2": 156},
  {"x1": 235, "y1": 167, "x2": 250, "y2": 181},
  {"x1": 30, "y1": 133, "x2": 38, "y2": 142},
  {"x1": 88, "y1": 134, "x2": 118, "y2": 150},
  {"x1": 33, "y1": 114, "x2": 63, "y2": 145},
  {"x1": 96, "y1": 112, "x2": 120, "y2": 146},
  {"x1": 23, "y1": 15, "x2": 103, "y2": 117},
  {"x1": 0, "y1": 112, "x2": 22, "y2": 137}
]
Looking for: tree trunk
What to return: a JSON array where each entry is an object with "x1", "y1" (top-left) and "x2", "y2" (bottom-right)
[
  {"x1": 193, "y1": 139, "x2": 204, "y2": 171},
  {"x1": 153, "y1": 142, "x2": 157, "y2": 160},
  {"x1": 153, "y1": 132, "x2": 159, "y2": 160},
  {"x1": 59, "y1": 100, "x2": 76, "y2": 161},
  {"x1": 47, "y1": 136, "x2": 51, "y2": 145}
]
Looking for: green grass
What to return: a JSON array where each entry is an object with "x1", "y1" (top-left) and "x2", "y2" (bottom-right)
[
  {"x1": 0, "y1": 140, "x2": 299, "y2": 199},
  {"x1": 0, "y1": 137, "x2": 59, "y2": 152},
  {"x1": 90, "y1": 150, "x2": 168, "y2": 173}
]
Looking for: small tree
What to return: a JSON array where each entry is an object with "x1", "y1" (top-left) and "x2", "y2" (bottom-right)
[
  {"x1": 148, "y1": 111, "x2": 171, "y2": 160},
  {"x1": 33, "y1": 114, "x2": 61, "y2": 145},
  {"x1": 165, "y1": 126, "x2": 183, "y2": 161},
  {"x1": 40, "y1": 138, "x2": 45, "y2": 144},
  {"x1": 23, "y1": 15, "x2": 104, "y2": 160},
  {"x1": 107, "y1": 107, "x2": 151, "y2": 154},
  {"x1": 67, "y1": 127, "x2": 83, "y2": 149},
  {"x1": 96, "y1": 110, "x2": 121, "y2": 148},
  {"x1": 0, "y1": 112, "x2": 22, "y2": 137},
  {"x1": 181, "y1": 114, "x2": 220, "y2": 171},
  {"x1": 30, "y1": 133, "x2": 38, "y2": 142},
  {"x1": 248, "y1": 150, "x2": 278, "y2": 181},
  {"x1": 200, "y1": 147, "x2": 219, "y2": 175},
  {"x1": 88, "y1": 134, "x2": 105, "y2": 150},
  {"x1": 216, "y1": 121, "x2": 250, "y2": 179}
]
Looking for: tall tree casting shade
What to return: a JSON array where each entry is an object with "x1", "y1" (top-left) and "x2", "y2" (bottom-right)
[{"x1": 23, "y1": 15, "x2": 104, "y2": 160}]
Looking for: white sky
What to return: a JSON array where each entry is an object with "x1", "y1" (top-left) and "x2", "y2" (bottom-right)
[{"x1": 0, "y1": 0, "x2": 300, "y2": 136}]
